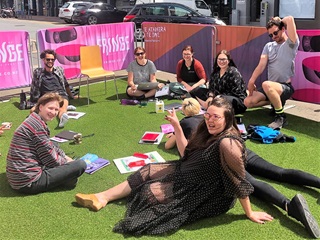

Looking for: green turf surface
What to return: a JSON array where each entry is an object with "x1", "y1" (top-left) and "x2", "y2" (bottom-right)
[{"x1": 0, "y1": 79, "x2": 319, "y2": 239}]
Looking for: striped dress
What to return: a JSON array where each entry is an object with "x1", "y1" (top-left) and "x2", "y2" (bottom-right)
[{"x1": 6, "y1": 112, "x2": 67, "y2": 189}]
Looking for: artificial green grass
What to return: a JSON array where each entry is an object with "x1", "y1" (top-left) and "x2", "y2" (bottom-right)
[{"x1": 0, "y1": 79, "x2": 319, "y2": 240}]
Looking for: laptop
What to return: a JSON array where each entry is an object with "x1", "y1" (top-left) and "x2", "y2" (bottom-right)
[
  {"x1": 164, "y1": 102, "x2": 182, "y2": 111},
  {"x1": 137, "y1": 82, "x2": 159, "y2": 90}
]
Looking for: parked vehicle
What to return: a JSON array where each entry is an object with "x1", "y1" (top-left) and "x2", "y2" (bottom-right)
[
  {"x1": 72, "y1": 2, "x2": 127, "y2": 25},
  {"x1": 58, "y1": 1, "x2": 92, "y2": 23},
  {"x1": 135, "y1": 0, "x2": 212, "y2": 16},
  {"x1": 1, "y1": 7, "x2": 16, "y2": 18},
  {"x1": 123, "y1": 2, "x2": 226, "y2": 40}
]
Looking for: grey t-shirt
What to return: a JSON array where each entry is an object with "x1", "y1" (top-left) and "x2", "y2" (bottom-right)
[
  {"x1": 262, "y1": 37, "x2": 299, "y2": 83},
  {"x1": 126, "y1": 59, "x2": 157, "y2": 84}
]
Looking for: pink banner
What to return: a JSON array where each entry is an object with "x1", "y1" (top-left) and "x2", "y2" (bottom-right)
[
  {"x1": 36, "y1": 22, "x2": 135, "y2": 79},
  {"x1": 0, "y1": 31, "x2": 31, "y2": 90},
  {"x1": 292, "y1": 30, "x2": 320, "y2": 103}
]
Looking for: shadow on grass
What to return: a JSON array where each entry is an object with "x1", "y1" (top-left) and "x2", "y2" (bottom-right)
[
  {"x1": 0, "y1": 172, "x2": 84, "y2": 197},
  {"x1": 0, "y1": 172, "x2": 24, "y2": 197},
  {"x1": 243, "y1": 108, "x2": 319, "y2": 139}
]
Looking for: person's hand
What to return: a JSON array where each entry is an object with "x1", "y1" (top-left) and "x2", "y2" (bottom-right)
[
  {"x1": 247, "y1": 80, "x2": 256, "y2": 96},
  {"x1": 72, "y1": 95, "x2": 79, "y2": 100},
  {"x1": 131, "y1": 84, "x2": 137, "y2": 92},
  {"x1": 247, "y1": 211, "x2": 273, "y2": 224},
  {"x1": 158, "y1": 83, "x2": 165, "y2": 89},
  {"x1": 164, "y1": 108, "x2": 180, "y2": 128},
  {"x1": 184, "y1": 84, "x2": 193, "y2": 92},
  {"x1": 65, "y1": 156, "x2": 74, "y2": 163},
  {"x1": 166, "y1": 133, "x2": 174, "y2": 139},
  {"x1": 0, "y1": 130, "x2": 4, "y2": 136}
]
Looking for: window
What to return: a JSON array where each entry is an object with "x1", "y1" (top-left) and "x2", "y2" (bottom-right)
[
  {"x1": 173, "y1": 6, "x2": 193, "y2": 17},
  {"x1": 279, "y1": 0, "x2": 315, "y2": 19},
  {"x1": 195, "y1": 0, "x2": 210, "y2": 10}
]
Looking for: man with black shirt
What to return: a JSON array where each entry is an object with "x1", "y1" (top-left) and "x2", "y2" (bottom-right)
[{"x1": 30, "y1": 49, "x2": 75, "y2": 127}]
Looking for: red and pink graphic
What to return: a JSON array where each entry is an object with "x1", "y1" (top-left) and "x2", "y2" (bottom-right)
[
  {"x1": 36, "y1": 22, "x2": 135, "y2": 79},
  {"x1": 0, "y1": 31, "x2": 31, "y2": 90},
  {"x1": 292, "y1": 30, "x2": 320, "y2": 103}
]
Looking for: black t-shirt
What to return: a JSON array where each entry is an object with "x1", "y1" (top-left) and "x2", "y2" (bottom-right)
[
  {"x1": 180, "y1": 60, "x2": 200, "y2": 84},
  {"x1": 180, "y1": 114, "x2": 204, "y2": 139},
  {"x1": 40, "y1": 70, "x2": 67, "y2": 98}
]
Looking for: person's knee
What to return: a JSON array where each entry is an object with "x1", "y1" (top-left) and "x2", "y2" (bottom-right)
[{"x1": 244, "y1": 97, "x2": 254, "y2": 108}]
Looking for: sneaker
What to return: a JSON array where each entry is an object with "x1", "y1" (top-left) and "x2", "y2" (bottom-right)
[
  {"x1": 67, "y1": 105, "x2": 77, "y2": 111},
  {"x1": 288, "y1": 194, "x2": 320, "y2": 238},
  {"x1": 58, "y1": 113, "x2": 69, "y2": 128},
  {"x1": 268, "y1": 113, "x2": 287, "y2": 130}
]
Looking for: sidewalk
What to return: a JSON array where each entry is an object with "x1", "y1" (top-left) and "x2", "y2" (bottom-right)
[{"x1": 17, "y1": 14, "x2": 64, "y2": 24}]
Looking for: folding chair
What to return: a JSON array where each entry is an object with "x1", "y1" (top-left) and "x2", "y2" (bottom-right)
[{"x1": 79, "y1": 45, "x2": 119, "y2": 105}]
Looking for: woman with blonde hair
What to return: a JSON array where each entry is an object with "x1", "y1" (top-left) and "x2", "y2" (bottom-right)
[{"x1": 164, "y1": 98, "x2": 203, "y2": 149}]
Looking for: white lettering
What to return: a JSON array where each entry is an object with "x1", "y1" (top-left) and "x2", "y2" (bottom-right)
[
  {"x1": 0, "y1": 42, "x2": 24, "y2": 63},
  {"x1": 97, "y1": 35, "x2": 130, "y2": 56}
]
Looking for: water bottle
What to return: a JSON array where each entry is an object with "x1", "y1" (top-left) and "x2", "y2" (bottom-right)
[
  {"x1": 155, "y1": 98, "x2": 164, "y2": 113},
  {"x1": 120, "y1": 99, "x2": 139, "y2": 105}
]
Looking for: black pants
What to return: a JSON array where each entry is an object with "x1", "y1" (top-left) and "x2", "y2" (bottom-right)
[
  {"x1": 190, "y1": 88, "x2": 247, "y2": 115},
  {"x1": 18, "y1": 160, "x2": 87, "y2": 194},
  {"x1": 246, "y1": 149, "x2": 320, "y2": 210}
]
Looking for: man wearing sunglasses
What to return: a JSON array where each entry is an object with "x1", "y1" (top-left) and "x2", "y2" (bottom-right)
[
  {"x1": 244, "y1": 16, "x2": 299, "y2": 130},
  {"x1": 30, "y1": 49, "x2": 76, "y2": 128}
]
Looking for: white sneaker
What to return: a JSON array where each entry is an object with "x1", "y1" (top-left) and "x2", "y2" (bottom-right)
[
  {"x1": 67, "y1": 105, "x2": 76, "y2": 111},
  {"x1": 59, "y1": 113, "x2": 69, "y2": 128}
]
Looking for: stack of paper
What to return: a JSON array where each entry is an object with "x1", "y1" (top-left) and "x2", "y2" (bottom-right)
[{"x1": 113, "y1": 151, "x2": 166, "y2": 174}]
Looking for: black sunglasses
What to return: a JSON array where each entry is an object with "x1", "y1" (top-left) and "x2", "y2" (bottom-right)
[
  {"x1": 135, "y1": 52, "x2": 145, "y2": 56},
  {"x1": 45, "y1": 58, "x2": 55, "y2": 62},
  {"x1": 268, "y1": 29, "x2": 280, "y2": 38}
]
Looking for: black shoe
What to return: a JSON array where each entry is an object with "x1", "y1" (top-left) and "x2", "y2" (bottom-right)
[
  {"x1": 288, "y1": 194, "x2": 320, "y2": 239},
  {"x1": 268, "y1": 113, "x2": 287, "y2": 130}
]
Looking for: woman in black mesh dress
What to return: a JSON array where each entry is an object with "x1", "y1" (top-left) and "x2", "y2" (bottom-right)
[{"x1": 75, "y1": 96, "x2": 273, "y2": 235}]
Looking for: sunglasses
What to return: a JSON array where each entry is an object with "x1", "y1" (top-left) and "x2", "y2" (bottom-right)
[
  {"x1": 135, "y1": 52, "x2": 145, "y2": 56},
  {"x1": 268, "y1": 29, "x2": 280, "y2": 38},
  {"x1": 45, "y1": 58, "x2": 55, "y2": 62}
]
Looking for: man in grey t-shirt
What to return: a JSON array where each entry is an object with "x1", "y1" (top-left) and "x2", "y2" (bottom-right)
[{"x1": 244, "y1": 16, "x2": 299, "y2": 129}]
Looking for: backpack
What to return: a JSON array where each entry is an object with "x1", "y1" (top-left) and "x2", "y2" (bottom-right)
[
  {"x1": 168, "y1": 82, "x2": 188, "y2": 97},
  {"x1": 247, "y1": 125, "x2": 296, "y2": 144}
]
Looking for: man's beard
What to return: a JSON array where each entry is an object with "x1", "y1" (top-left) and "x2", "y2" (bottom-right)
[{"x1": 45, "y1": 62, "x2": 54, "y2": 69}]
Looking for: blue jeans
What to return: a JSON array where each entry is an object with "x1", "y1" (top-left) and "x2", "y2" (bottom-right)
[{"x1": 18, "y1": 160, "x2": 87, "y2": 194}]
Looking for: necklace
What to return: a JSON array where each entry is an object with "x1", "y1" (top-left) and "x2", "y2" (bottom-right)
[{"x1": 185, "y1": 61, "x2": 192, "y2": 70}]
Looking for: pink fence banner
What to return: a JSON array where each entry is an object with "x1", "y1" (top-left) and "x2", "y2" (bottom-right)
[
  {"x1": 36, "y1": 22, "x2": 135, "y2": 80},
  {"x1": 292, "y1": 30, "x2": 320, "y2": 103},
  {"x1": 0, "y1": 31, "x2": 31, "y2": 90}
]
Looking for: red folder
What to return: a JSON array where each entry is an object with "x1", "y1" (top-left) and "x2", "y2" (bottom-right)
[{"x1": 141, "y1": 133, "x2": 160, "y2": 142}]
